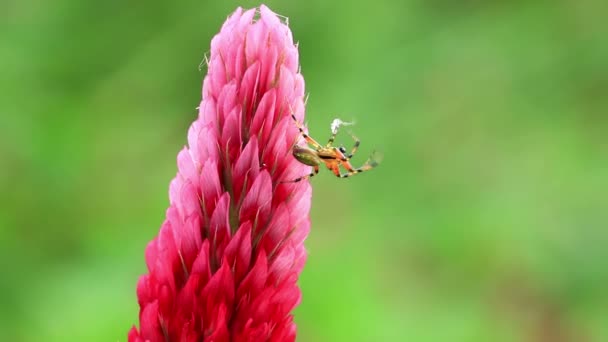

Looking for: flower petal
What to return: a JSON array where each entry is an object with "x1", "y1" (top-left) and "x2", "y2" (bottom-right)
[{"x1": 239, "y1": 171, "x2": 272, "y2": 234}]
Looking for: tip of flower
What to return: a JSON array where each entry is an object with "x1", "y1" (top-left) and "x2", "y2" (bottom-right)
[{"x1": 259, "y1": 4, "x2": 287, "y2": 26}]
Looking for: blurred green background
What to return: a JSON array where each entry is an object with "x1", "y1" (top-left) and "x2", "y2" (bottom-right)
[{"x1": 1, "y1": 0, "x2": 607, "y2": 341}]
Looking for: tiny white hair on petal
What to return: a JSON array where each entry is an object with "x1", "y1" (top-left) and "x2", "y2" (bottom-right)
[
  {"x1": 198, "y1": 51, "x2": 210, "y2": 72},
  {"x1": 330, "y1": 118, "x2": 355, "y2": 134}
]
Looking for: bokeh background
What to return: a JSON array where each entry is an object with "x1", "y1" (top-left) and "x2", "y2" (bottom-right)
[{"x1": 1, "y1": 0, "x2": 607, "y2": 341}]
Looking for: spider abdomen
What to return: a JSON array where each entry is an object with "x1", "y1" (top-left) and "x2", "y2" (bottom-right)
[{"x1": 292, "y1": 146, "x2": 323, "y2": 166}]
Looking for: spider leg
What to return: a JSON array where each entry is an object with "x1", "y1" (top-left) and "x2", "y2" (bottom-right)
[
  {"x1": 344, "y1": 131, "x2": 360, "y2": 159},
  {"x1": 281, "y1": 165, "x2": 320, "y2": 183},
  {"x1": 291, "y1": 114, "x2": 322, "y2": 148},
  {"x1": 336, "y1": 152, "x2": 381, "y2": 178},
  {"x1": 330, "y1": 162, "x2": 341, "y2": 177},
  {"x1": 326, "y1": 127, "x2": 339, "y2": 147}
]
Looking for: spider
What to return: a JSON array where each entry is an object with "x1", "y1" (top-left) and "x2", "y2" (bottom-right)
[{"x1": 285, "y1": 114, "x2": 381, "y2": 183}]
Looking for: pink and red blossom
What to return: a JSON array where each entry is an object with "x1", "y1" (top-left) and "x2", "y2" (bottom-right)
[{"x1": 129, "y1": 5, "x2": 311, "y2": 341}]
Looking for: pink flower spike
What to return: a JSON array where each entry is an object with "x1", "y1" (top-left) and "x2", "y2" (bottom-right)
[{"x1": 129, "y1": 5, "x2": 311, "y2": 342}]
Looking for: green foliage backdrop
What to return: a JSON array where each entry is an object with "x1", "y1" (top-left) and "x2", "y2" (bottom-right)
[{"x1": 1, "y1": 0, "x2": 607, "y2": 341}]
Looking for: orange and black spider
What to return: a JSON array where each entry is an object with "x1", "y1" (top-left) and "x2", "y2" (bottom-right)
[{"x1": 286, "y1": 114, "x2": 381, "y2": 183}]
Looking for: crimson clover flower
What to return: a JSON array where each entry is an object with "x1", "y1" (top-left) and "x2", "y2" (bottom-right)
[{"x1": 129, "y1": 5, "x2": 311, "y2": 341}]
